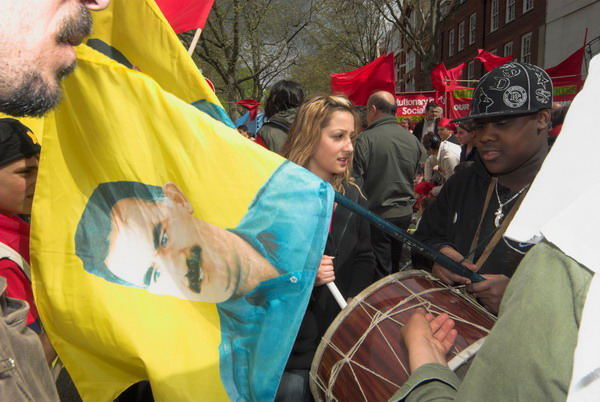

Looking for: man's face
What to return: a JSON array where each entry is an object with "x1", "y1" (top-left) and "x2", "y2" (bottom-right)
[
  {"x1": 434, "y1": 107, "x2": 443, "y2": 119},
  {"x1": 475, "y1": 111, "x2": 549, "y2": 176},
  {"x1": 425, "y1": 106, "x2": 437, "y2": 121},
  {"x1": 0, "y1": 0, "x2": 109, "y2": 117},
  {"x1": 0, "y1": 156, "x2": 39, "y2": 216},
  {"x1": 104, "y1": 188, "x2": 240, "y2": 303}
]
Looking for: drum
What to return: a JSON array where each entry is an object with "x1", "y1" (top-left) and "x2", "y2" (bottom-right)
[{"x1": 310, "y1": 270, "x2": 496, "y2": 401}]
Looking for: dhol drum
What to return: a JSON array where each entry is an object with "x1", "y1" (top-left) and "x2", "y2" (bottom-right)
[{"x1": 310, "y1": 270, "x2": 496, "y2": 401}]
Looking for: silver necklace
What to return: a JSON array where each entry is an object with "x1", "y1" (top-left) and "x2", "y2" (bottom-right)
[{"x1": 494, "y1": 181, "x2": 529, "y2": 227}]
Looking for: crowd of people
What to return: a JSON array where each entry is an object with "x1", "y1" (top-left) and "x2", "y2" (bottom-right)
[{"x1": 0, "y1": 0, "x2": 597, "y2": 401}]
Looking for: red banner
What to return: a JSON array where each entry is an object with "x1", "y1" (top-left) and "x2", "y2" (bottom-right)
[
  {"x1": 155, "y1": 0, "x2": 214, "y2": 34},
  {"x1": 447, "y1": 88, "x2": 473, "y2": 120},
  {"x1": 395, "y1": 92, "x2": 444, "y2": 122},
  {"x1": 331, "y1": 53, "x2": 396, "y2": 106}
]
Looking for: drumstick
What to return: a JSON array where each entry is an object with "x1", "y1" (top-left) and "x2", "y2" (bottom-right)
[
  {"x1": 334, "y1": 192, "x2": 485, "y2": 283},
  {"x1": 327, "y1": 282, "x2": 348, "y2": 309}
]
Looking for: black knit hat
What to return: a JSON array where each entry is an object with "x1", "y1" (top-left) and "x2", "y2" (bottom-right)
[
  {"x1": 452, "y1": 62, "x2": 553, "y2": 123},
  {"x1": 0, "y1": 118, "x2": 41, "y2": 168}
]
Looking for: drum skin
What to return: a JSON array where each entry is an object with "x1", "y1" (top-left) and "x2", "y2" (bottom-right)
[{"x1": 310, "y1": 270, "x2": 496, "y2": 401}]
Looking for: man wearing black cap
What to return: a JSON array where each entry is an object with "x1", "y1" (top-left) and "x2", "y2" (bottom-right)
[{"x1": 413, "y1": 62, "x2": 553, "y2": 314}]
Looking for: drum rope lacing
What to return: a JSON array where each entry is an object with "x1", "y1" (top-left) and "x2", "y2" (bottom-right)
[{"x1": 314, "y1": 276, "x2": 493, "y2": 401}]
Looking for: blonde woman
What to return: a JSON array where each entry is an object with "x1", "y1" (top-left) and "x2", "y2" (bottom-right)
[{"x1": 276, "y1": 96, "x2": 376, "y2": 401}]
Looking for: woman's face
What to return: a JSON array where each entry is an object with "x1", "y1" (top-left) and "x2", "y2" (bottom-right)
[
  {"x1": 400, "y1": 119, "x2": 410, "y2": 129},
  {"x1": 308, "y1": 110, "x2": 355, "y2": 182},
  {"x1": 456, "y1": 126, "x2": 475, "y2": 146}
]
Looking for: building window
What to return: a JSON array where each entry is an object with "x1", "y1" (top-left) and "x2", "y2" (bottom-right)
[
  {"x1": 523, "y1": 0, "x2": 534, "y2": 13},
  {"x1": 504, "y1": 41, "x2": 513, "y2": 58},
  {"x1": 448, "y1": 28, "x2": 455, "y2": 57},
  {"x1": 458, "y1": 22, "x2": 465, "y2": 51},
  {"x1": 490, "y1": 0, "x2": 499, "y2": 32},
  {"x1": 406, "y1": 77, "x2": 415, "y2": 92},
  {"x1": 506, "y1": 0, "x2": 515, "y2": 23},
  {"x1": 407, "y1": 50, "x2": 416, "y2": 71},
  {"x1": 469, "y1": 13, "x2": 476, "y2": 45},
  {"x1": 490, "y1": 48, "x2": 498, "y2": 55},
  {"x1": 521, "y1": 32, "x2": 532, "y2": 63},
  {"x1": 467, "y1": 60, "x2": 475, "y2": 80}
]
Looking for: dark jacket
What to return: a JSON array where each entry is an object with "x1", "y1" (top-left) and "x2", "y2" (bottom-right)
[
  {"x1": 256, "y1": 108, "x2": 298, "y2": 153},
  {"x1": 412, "y1": 118, "x2": 438, "y2": 142},
  {"x1": 354, "y1": 115, "x2": 423, "y2": 218},
  {"x1": 413, "y1": 154, "x2": 532, "y2": 278},
  {"x1": 286, "y1": 180, "x2": 376, "y2": 370}
]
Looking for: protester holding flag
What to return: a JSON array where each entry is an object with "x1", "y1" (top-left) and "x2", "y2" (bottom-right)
[
  {"x1": 279, "y1": 95, "x2": 376, "y2": 400},
  {"x1": 257, "y1": 80, "x2": 305, "y2": 153}
]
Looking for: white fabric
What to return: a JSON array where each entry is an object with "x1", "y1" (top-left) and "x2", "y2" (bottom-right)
[
  {"x1": 437, "y1": 141, "x2": 461, "y2": 179},
  {"x1": 504, "y1": 55, "x2": 600, "y2": 401}
]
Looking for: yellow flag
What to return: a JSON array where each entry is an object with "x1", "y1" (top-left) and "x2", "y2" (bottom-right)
[{"x1": 31, "y1": 44, "x2": 332, "y2": 401}]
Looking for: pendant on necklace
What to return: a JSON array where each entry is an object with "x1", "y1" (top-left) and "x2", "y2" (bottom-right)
[{"x1": 494, "y1": 207, "x2": 504, "y2": 227}]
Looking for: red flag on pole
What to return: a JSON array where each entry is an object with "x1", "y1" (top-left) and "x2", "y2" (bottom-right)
[
  {"x1": 155, "y1": 0, "x2": 214, "y2": 34},
  {"x1": 546, "y1": 46, "x2": 585, "y2": 83},
  {"x1": 331, "y1": 53, "x2": 396, "y2": 106},
  {"x1": 431, "y1": 62, "x2": 468, "y2": 93},
  {"x1": 236, "y1": 99, "x2": 261, "y2": 121},
  {"x1": 475, "y1": 49, "x2": 512, "y2": 72}
]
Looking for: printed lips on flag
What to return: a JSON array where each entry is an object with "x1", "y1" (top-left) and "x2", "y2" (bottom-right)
[{"x1": 331, "y1": 53, "x2": 396, "y2": 106}]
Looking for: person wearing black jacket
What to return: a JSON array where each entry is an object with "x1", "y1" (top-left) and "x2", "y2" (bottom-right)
[
  {"x1": 413, "y1": 62, "x2": 553, "y2": 315},
  {"x1": 279, "y1": 95, "x2": 376, "y2": 401},
  {"x1": 412, "y1": 101, "x2": 439, "y2": 142}
]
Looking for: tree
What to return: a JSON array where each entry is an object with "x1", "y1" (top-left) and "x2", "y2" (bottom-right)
[
  {"x1": 179, "y1": 0, "x2": 315, "y2": 119},
  {"x1": 367, "y1": 0, "x2": 456, "y2": 89},
  {"x1": 289, "y1": 0, "x2": 392, "y2": 96}
]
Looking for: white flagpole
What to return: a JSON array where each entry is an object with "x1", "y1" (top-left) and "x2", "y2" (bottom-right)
[
  {"x1": 187, "y1": 28, "x2": 202, "y2": 56},
  {"x1": 327, "y1": 282, "x2": 348, "y2": 309}
]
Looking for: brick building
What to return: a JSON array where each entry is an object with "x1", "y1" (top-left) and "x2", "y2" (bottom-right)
[{"x1": 440, "y1": 0, "x2": 546, "y2": 84}]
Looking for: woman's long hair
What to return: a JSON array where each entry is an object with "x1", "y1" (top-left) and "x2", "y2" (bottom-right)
[{"x1": 281, "y1": 95, "x2": 359, "y2": 194}]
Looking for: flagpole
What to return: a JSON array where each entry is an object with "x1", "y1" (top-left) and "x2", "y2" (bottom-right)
[
  {"x1": 334, "y1": 192, "x2": 485, "y2": 283},
  {"x1": 187, "y1": 28, "x2": 202, "y2": 56}
]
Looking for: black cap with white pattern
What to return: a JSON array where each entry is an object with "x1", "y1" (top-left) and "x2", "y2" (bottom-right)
[{"x1": 452, "y1": 62, "x2": 553, "y2": 123}]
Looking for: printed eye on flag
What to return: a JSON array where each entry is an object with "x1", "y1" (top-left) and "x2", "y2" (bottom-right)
[{"x1": 30, "y1": 40, "x2": 332, "y2": 402}]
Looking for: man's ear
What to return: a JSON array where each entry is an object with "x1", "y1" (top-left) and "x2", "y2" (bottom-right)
[
  {"x1": 163, "y1": 182, "x2": 194, "y2": 214},
  {"x1": 537, "y1": 109, "x2": 552, "y2": 130}
]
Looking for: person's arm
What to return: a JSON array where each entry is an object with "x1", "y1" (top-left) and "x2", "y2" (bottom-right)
[
  {"x1": 389, "y1": 310, "x2": 460, "y2": 401},
  {"x1": 353, "y1": 136, "x2": 369, "y2": 178},
  {"x1": 347, "y1": 195, "x2": 376, "y2": 297}
]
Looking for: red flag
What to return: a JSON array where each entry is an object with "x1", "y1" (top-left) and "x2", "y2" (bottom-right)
[
  {"x1": 475, "y1": 49, "x2": 512, "y2": 72},
  {"x1": 431, "y1": 62, "x2": 468, "y2": 93},
  {"x1": 546, "y1": 46, "x2": 585, "y2": 83},
  {"x1": 236, "y1": 99, "x2": 261, "y2": 121},
  {"x1": 155, "y1": 0, "x2": 214, "y2": 34},
  {"x1": 331, "y1": 53, "x2": 396, "y2": 106}
]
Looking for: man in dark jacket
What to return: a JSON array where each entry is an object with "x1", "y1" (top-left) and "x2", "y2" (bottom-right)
[
  {"x1": 412, "y1": 101, "x2": 439, "y2": 142},
  {"x1": 354, "y1": 91, "x2": 424, "y2": 278},
  {"x1": 413, "y1": 62, "x2": 553, "y2": 314}
]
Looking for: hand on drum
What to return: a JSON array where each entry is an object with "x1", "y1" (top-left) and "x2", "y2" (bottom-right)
[
  {"x1": 401, "y1": 309, "x2": 457, "y2": 373},
  {"x1": 314, "y1": 255, "x2": 335, "y2": 287},
  {"x1": 467, "y1": 274, "x2": 509, "y2": 315},
  {"x1": 432, "y1": 246, "x2": 478, "y2": 286}
]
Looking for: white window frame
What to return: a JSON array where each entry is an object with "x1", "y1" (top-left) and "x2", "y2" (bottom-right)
[
  {"x1": 506, "y1": 0, "x2": 515, "y2": 23},
  {"x1": 523, "y1": 0, "x2": 534, "y2": 13},
  {"x1": 406, "y1": 77, "x2": 415, "y2": 92},
  {"x1": 467, "y1": 60, "x2": 475, "y2": 80},
  {"x1": 458, "y1": 21, "x2": 465, "y2": 51},
  {"x1": 469, "y1": 13, "x2": 476, "y2": 45},
  {"x1": 490, "y1": 48, "x2": 498, "y2": 55},
  {"x1": 521, "y1": 32, "x2": 532, "y2": 63},
  {"x1": 490, "y1": 0, "x2": 499, "y2": 32},
  {"x1": 504, "y1": 41, "x2": 513, "y2": 58},
  {"x1": 448, "y1": 28, "x2": 455, "y2": 57}
]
